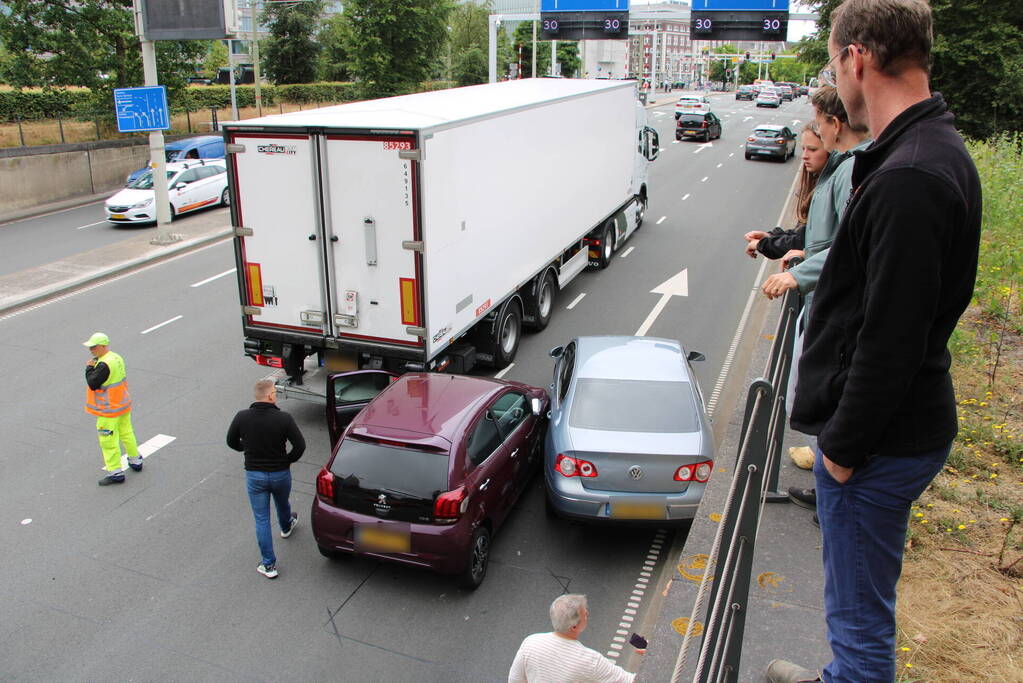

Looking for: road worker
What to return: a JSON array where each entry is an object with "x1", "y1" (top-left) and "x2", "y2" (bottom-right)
[{"x1": 84, "y1": 332, "x2": 142, "y2": 486}]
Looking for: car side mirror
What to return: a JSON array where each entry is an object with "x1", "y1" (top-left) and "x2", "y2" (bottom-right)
[
  {"x1": 549, "y1": 345, "x2": 564, "y2": 359},
  {"x1": 174, "y1": 182, "x2": 186, "y2": 190},
  {"x1": 530, "y1": 398, "x2": 542, "y2": 416},
  {"x1": 687, "y1": 351, "x2": 706, "y2": 362}
]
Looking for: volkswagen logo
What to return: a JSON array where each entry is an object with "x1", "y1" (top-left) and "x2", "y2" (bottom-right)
[{"x1": 628, "y1": 465, "x2": 644, "y2": 480}]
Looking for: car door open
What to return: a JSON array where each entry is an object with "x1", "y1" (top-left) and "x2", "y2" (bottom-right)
[{"x1": 326, "y1": 370, "x2": 397, "y2": 446}]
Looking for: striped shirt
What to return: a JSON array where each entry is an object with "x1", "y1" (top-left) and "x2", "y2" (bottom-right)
[{"x1": 508, "y1": 632, "x2": 635, "y2": 683}]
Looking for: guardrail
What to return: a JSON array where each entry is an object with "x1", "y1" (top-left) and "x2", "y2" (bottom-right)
[{"x1": 671, "y1": 283, "x2": 803, "y2": 683}]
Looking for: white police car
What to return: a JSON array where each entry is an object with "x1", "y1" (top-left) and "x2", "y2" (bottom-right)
[{"x1": 105, "y1": 159, "x2": 229, "y2": 224}]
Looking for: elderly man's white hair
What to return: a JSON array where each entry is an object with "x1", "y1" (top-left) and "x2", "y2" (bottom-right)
[{"x1": 549, "y1": 594, "x2": 587, "y2": 634}]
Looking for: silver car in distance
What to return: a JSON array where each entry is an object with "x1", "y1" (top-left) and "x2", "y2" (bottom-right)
[{"x1": 543, "y1": 336, "x2": 715, "y2": 524}]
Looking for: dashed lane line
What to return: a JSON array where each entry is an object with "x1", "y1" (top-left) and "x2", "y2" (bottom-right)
[
  {"x1": 606, "y1": 528, "x2": 669, "y2": 660},
  {"x1": 190, "y1": 268, "x2": 236, "y2": 287},
  {"x1": 701, "y1": 177, "x2": 709, "y2": 182},
  {"x1": 494, "y1": 363, "x2": 515, "y2": 380},
  {"x1": 656, "y1": 216, "x2": 667, "y2": 225},
  {"x1": 619, "y1": 246, "x2": 635, "y2": 259},
  {"x1": 682, "y1": 193, "x2": 690, "y2": 201},
  {"x1": 75, "y1": 221, "x2": 107, "y2": 230},
  {"x1": 140, "y1": 315, "x2": 183, "y2": 335},
  {"x1": 566, "y1": 293, "x2": 586, "y2": 310}
]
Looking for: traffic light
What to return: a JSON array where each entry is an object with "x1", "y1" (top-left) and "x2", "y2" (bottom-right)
[
  {"x1": 744, "y1": 51, "x2": 750, "y2": 61},
  {"x1": 771, "y1": 52, "x2": 776, "y2": 61}
]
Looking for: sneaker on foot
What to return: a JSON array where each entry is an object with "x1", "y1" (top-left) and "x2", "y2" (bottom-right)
[
  {"x1": 766, "y1": 659, "x2": 822, "y2": 683},
  {"x1": 281, "y1": 513, "x2": 299, "y2": 538},
  {"x1": 98, "y1": 473, "x2": 126, "y2": 486},
  {"x1": 787, "y1": 487, "x2": 817, "y2": 510},
  {"x1": 812, "y1": 513, "x2": 820, "y2": 528},
  {"x1": 257, "y1": 564, "x2": 279, "y2": 579},
  {"x1": 128, "y1": 458, "x2": 143, "y2": 472}
]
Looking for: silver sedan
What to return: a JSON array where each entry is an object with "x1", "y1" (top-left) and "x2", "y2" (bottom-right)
[{"x1": 543, "y1": 336, "x2": 715, "y2": 524}]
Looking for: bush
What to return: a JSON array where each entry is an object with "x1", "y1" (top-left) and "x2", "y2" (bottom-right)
[{"x1": 0, "y1": 88, "x2": 93, "y2": 122}]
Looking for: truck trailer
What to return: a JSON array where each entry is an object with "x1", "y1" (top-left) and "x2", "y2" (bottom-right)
[{"x1": 224, "y1": 78, "x2": 660, "y2": 398}]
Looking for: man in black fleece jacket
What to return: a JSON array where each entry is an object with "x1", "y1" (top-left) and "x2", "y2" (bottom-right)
[
  {"x1": 227, "y1": 379, "x2": 306, "y2": 579},
  {"x1": 768, "y1": 2, "x2": 981, "y2": 682}
]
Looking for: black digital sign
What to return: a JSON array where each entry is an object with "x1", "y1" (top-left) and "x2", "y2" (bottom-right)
[
  {"x1": 690, "y1": 11, "x2": 788, "y2": 41},
  {"x1": 540, "y1": 12, "x2": 630, "y2": 41}
]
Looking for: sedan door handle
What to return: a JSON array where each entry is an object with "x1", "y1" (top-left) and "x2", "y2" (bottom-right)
[
  {"x1": 479, "y1": 478, "x2": 491, "y2": 492},
  {"x1": 510, "y1": 449, "x2": 519, "y2": 459}
]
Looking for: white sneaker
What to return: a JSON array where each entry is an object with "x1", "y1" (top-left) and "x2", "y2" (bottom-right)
[
  {"x1": 257, "y1": 564, "x2": 279, "y2": 579},
  {"x1": 281, "y1": 513, "x2": 299, "y2": 538}
]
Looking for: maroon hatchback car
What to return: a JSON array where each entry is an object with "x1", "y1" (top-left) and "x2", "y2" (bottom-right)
[{"x1": 312, "y1": 371, "x2": 549, "y2": 589}]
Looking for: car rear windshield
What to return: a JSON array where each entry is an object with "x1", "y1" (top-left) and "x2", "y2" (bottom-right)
[
  {"x1": 330, "y1": 438, "x2": 449, "y2": 499},
  {"x1": 569, "y1": 378, "x2": 700, "y2": 433},
  {"x1": 679, "y1": 114, "x2": 706, "y2": 124},
  {"x1": 754, "y1": 129, "x2": 781, "y2": 138}
]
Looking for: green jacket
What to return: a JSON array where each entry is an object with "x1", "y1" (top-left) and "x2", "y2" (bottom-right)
[{"x1": 790, "y1": 138, "x2": 873, "y2": 311}]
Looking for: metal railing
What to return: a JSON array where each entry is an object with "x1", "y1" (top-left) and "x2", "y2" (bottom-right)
[{"x1": 671, "y1": 284, "x2": 803, "y2": 683}]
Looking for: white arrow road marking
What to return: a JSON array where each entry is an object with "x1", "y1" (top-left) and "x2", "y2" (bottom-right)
[
  {"x1": 191, "y1": 268, "x2": 235, "y2": 288},
  {"x1": 619, "y1": 246, "x2": 635, "y2": 259},
  {"x1": 693, "y1": 142, "x2": 713, "y2": 154},
  {"x1": 743, "y1": 116, "x2": 753, "y2": 122},
  {"x1": 792, "y1": 119, "x2": 801, "y2": 125},
  {"x1": 635, "y1": 269, "x2": 688, "y2": 336},
  {"x1": 656, "y1": 215, "x2": 666, "y2": 225},
  {"x1": 140, "y1": 315, "x2": 182, "y2": 334},
  {"x1": 120, "y1": 433, "x2": 176, "y2": 470},
  {"x1": 566, "y1": 292, "x2": 586, "y2": 310}
]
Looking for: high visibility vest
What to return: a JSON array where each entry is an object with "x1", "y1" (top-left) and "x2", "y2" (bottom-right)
[{"x1": 85, "y1": 351, "x2": 132, "y2": 417}]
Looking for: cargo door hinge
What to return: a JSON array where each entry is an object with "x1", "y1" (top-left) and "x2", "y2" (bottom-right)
[
  {"x1": 398, "y1": 149, "x2": 422, "y2": 162},
  {"x1": 234, "y1": 226, "x2": 253, "y2": 237},
  {"x1": 226, "y1": 143, "x2": 246, "y2": 154},
  {"x1": 242, "y1": 305, "x2": 261, "y2": 316},
  {"x1": 402, "y1": 240, "x2": 424, "y2": 252},
  {"x1": 405, "y1": 326, "x2": 427, "y2": 338}
]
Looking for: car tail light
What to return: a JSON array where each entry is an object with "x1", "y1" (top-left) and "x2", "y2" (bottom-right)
[
  {"x1": 254, "y1": 354, "x2": 283, "y2": 368},
  {"x1": 701, "y1": 121, "x2": 708, "y2": 128},
  {"x1": 674, "y1": 460, "x2": 713, "y2": 483},
  {"x1": 555, "y1": 454, "x2": 598, "y2": 478},
  {"x1": 316, "y1": 467, "x2": 334, "y2": 499},
  {"x1": 747, "y1": 136, "x2": 756, "y2": 142},
  {"x1": 434, "y1": 486, "x2": 467, "y2": 524},
  {"x1": 775, "y1": 137, "x2": 786, "y2": 144}
]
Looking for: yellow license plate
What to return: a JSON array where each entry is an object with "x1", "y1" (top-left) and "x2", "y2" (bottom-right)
[
  {"x1": 356, "y1": 525, "x2": 410, "y2": 553},
  {"x1": 611, "y1": 503, "x2": 664, "y2": 520},
  {"x1": 110, "y1": 214, "x2": 126, "y2": 219}
]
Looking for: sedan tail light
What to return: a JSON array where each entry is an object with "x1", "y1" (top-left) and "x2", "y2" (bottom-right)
[
  {"x1": 555, "y1": 454, "x2": 598, "y2": 478},
  {"x1": 434, "y1": 486, "x2": 467, "y2": 524},
  {"x1": 775, "y1": 137, "x2": 786, "y2": 144},
  {"x1": 701, "y1": 121, "x2": 708, "y2": 128},
  {"x1": 747, "y1": 136, "x2": 756, "y2": 142},
  {"x1": 674, "y1": 460, "x2": 713, "y2": 483},
  {"x1": 316, "y1": 467, "x2": 334, "y2": 499}
]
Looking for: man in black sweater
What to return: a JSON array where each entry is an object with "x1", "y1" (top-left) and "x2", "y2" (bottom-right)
[
  {"x1": 227, "y1": 379, "x2": 306, "y2": 579},
  {"x1": 768, "y1": 1, "x2": 982, "y2": 682}
]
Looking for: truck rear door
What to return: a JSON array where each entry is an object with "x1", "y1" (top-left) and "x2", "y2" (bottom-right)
[
  {"x1": 321, "y1": 135, "x2": 424, "y2": 350},
  {"x1": 229, "y1": 132, "x2": 326, "y2": 336}
]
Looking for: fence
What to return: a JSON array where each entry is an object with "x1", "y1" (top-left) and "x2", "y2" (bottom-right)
[{"x1": 671, "y1": 283, "x2": 803, "y2": 683}]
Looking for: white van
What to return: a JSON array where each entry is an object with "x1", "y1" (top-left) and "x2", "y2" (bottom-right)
[{"x1": 674, "y1": 92, "x2": 711, "y2": 119}]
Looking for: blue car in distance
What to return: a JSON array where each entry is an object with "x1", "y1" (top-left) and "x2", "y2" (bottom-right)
[
  {"x1": 125, "y1": 135, "x2": 225, "y2": 184},
  {"x1": 544, "y1": 336, "x2": 714, "y2": 524}
]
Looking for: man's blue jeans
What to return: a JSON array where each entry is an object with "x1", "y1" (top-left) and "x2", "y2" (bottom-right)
[
  {"x1": 814, "y1": 444, "x2": 949, "y2": 683},
  {"x1": 245, "y1": 469, "x2": 293, "y2": 567}
]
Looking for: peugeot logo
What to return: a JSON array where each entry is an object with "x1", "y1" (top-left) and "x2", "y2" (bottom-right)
[
  {"x1": 628, "y1": 465, "x2": 644, "y2": 480},
  {"x1": 378, "y1": 494, "x2": 387, "y2": 505}
]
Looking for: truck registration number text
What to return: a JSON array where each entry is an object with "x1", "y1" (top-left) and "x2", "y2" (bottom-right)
[{"x1": 383, "y1": 140, "x2": 413, "y2": 151}]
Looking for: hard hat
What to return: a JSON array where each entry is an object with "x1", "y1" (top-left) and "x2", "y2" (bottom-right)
[{"x1": 83, "y1": 332, "x2": 110, "y2": 347}]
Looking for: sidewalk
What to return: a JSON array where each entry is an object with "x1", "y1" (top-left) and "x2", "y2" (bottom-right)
[
  {"x1": 0, "y1": 208, "x2": 231, "y2": 315},
  {"x1": 638, "y1": 301, "x2": 831, "y2": 681}
]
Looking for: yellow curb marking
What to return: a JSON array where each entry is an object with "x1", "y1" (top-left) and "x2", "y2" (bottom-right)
[
  {"x1": 672, "y1": 617, "x2": 704, "y2": 637},
  {"x1": 678, "y1": 553, "x2": 713, "y2": 582}
]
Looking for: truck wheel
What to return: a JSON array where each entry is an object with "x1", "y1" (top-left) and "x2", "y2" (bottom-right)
[
  {"x1": 527, "y1": 272, "x2": 556, "y2": 332},
  {"x1": 635, "y1": 192, "x2": 648, "y2": 229},
  {"x1": 493, "y1": 300, "x2": 522, "y2": 368},
  {"x1": 597, "y1": 222, "x2": 615, "y2": 270}
]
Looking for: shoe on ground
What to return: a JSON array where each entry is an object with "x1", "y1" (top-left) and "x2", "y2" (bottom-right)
[
  {"x1": 787, "y1": 487, "x2": 817, "y2": 510},
  {"x1": 257, "y1": 564, "x2": 279, "y2": 579},
  {"x1": 98, "y1": 473, "x2": 126, "y2": 486},
  {"x1": 766, "y1": 659, "x2": 822, "y2": 682},
  {"x1": 281, "y1": 513, "x2": 299, "y2": 538},
  {"x1": 812, "y1": 513, "x2": 820, "y2": 528},
  {"x1": 788, "y1": 446, "x2": 815, "y2": 469},
  {"x1": 128, "y1": 458, "x2": 143, "y2": 472}
]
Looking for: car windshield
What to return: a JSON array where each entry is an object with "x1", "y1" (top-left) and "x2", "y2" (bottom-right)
[
  {"x1": 569, "y1": 378, "x2": 699, "y2": 433},
  {"x1": 754, "y1": 129, "x2": 781, "y2": 138},
  {"x1": 128, "y1": 169, "x2": 177, "y2": 190},
  {"x1": 330, "y1": 438, "x2": 449, "y2": 499}
]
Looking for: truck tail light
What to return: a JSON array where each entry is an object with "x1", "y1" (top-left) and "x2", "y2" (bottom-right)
[
  {"x1": 674, "y1": 460, "x2": 714, "y2": 483},
  {"x1": 434, "y1": 486, "x2": 467, "y2": 524},
  {"x1": 316, "y1": 467, "x2": 335, "y2": 500},
  {"x1": 254, "y1": 354, "x2": 283, "y2": 368},
  {"x1": 555, "y1": 454, "x2": 598, "y2": 478}
]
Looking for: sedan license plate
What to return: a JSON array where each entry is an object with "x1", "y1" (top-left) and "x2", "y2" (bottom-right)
[
  {"x1": 611, "y1": 503, "x2": 664, "y2": 520},
  {"x1": 355, "y1": 524, "x2": 410, "y2": 553},
  {"x1": 110, "y1": 213, "x2": 127, "y2": 219}
]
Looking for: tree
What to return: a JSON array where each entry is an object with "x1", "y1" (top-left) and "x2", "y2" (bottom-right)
[
  {"x1": 261, "y1": 0, "x2": 323, "y2": 84},
  {"x1": 453, "y1": 46, "x2": 488, "y2": 86},
  {"x1": 511, "y1": 22, "x2": 579, "y2": 78},
  {"x1": 318, "y1": 14, "x2": 352, "y2": 82},
  {"x1": 794, "y1": 0, "x2": 843, "y2": 72},
  {"x1": 342, "y1": 0, "x2": 454, "y2": 98},
  {"x1": 202, "y1": 40, "x2": 229, "y2": 79}
]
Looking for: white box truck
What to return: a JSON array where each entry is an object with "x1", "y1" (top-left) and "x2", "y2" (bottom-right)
[{"x1": 224, "y1": 79, "x2": 660, "y2": 399}]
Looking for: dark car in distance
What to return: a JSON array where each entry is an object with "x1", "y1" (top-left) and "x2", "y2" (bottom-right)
[
  {"x1": 735, "y1": 85, "x2": 755, "y2": 101},
  {"x1": 745, "y1": 124, "x2": 797, "y2": 161},
  {"x1": 676, "y1": 111, "x2": 722, "y2": 142},
  {"x1": 312, "y1": 371, "x2": 549, "y2": 589}
]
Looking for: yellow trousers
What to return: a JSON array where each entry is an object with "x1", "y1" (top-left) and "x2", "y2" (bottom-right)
[{"x1": 96, "y1": 412, "x2": 139, "y2": 472}]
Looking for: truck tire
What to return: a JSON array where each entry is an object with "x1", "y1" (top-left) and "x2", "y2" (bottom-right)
[
  {"x1": 635, "y1": 192, "x2": 648, "y2": 229},
  {"x1": 597, "y1": 221, "x2": 615, "y2": 270},
  {"x1": 526, "y1": 271, "x2": 556, "y2": 332},
  {"x1": 493, "y1": 299, "x2": 522, "y2": 368}
]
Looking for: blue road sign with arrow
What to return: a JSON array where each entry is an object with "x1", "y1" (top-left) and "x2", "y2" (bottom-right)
[{"x1": 114, "y1": 86, "x2": 170, "y2": 133}]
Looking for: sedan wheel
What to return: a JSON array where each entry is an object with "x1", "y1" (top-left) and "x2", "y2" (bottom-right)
[{"x1": 459, "y1": 526, "x2": 491, "y2": 589}]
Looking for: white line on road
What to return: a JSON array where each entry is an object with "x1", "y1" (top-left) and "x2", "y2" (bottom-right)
[
  {"x1": 190, "y1": 268, "x2": 236, "y2": 288},
  {"x1": 566, "y1": 292, "x2": 586, "y2": 310},
  {"x1": 75, "y1": 221, "x2": 107, "y2": 230},
  {"x1": 656, "y1": 216, "x2": 666, "y2": 225},
  {"x1": 121, "y1": 433, "x2": 176, "y2": 471},
  {"x1": 682, "y1": 193, "x2": 690, "y2": 201},
  {"x1": 701, "y1": 176, "x2": 709, "y2": 182},
  {"x1": 606, "y1": 528, "x2": 667, "y2": 659},
  {"x1": 717, "y1": 163, "x2": 723, "y2": 168},
  {"x1": 729, "y1": 153, "x2": 734, "y2": 158},
  {"x1": 140, "y1": 315, "x2": 182, "y2": 335},
  {"x1": 494, "y1": 363, "x2": 514, "y2": 379},
  {"x1": 743, "y1": 116, "x2": 753, "y2": 122},
  {"x1": 635, "y1": 270, "x2": 687, "y2": 337},
  {"x1": 619, "y1": 246, "x2": 635, "y2": 258}
]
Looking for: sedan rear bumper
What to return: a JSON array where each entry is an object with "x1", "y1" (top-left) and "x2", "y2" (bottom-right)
[{"x1": 545, "y1": 473, "x2": 705, "y2": 523}]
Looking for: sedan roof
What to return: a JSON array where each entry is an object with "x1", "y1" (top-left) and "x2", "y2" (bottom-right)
[{"x1": 575, "y1": 336, "x2": 690, "y2": 382}]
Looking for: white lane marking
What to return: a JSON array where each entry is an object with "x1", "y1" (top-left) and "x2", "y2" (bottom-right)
[
  {"x1": 743, "y1": 116, "x2": 753, "y2": 122},
  {"x1": 705, "y1": 166, "x2": 801, "y2": 416},
  {"x1": 120, "y1": 433, "x2": 176, "y2": 471},
  {"x1": 146, "y1": 469, "x2": 216, "y2": 522},
  {"x1": 607, "y1": 528, "x2": 668, "y2": 659},
  {"x1": 729, "y1": 153, "x2": 734, "y2": 158},
  {"x1": 671, "y1": 140, "x2": 680, "y2": 144},
  {"x1": 140, "y1": 315, "x2": 183, "y2": 335},
  {"x1": 635, "y1": 270, "x2": 688, "y2": 337},
  {"x1": 701, "y1": 176, "x2": 709, "y2": 182},
  {"x1": 693, "y1": 142, "x2": 713, "y2": 154},
  {"x1": 619, "y1": 246, "x2": 635, "y2": 259},
  {"x1": 21, "y1": 519, "x2": 32, "y2": 525},
  {"x1": 493, "y1": 363, "x2": 515, "y2": 380},
  {"x1": 682, "y1": 193, "x2": 690, "y2": 201},
  {"x1": 0, "y1": 200, "x2": 105, "y2": 227},
  {"x1": 566, "y1": 293, "x2": 586, "y2": 310},
  {"x1": 75, "y1": 221, "x2": 107, "y2": 230},
  {"x1": 190, "y1": 268, "x2": 235, "y2": 288},
  {"x1": 717, "y1": 163, "x2": 723, "y2": 168},
  {"x1": 656, "y1": 215, "x2": 667, "y2": 225}
]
